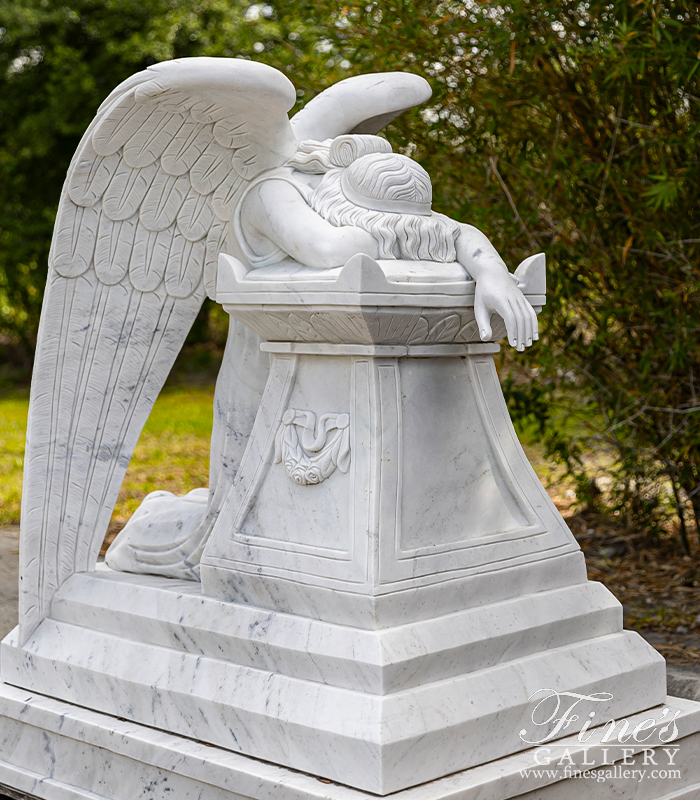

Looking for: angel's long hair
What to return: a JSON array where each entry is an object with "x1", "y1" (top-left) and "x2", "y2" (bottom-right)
[{"x1": 309, "y1": 154, "x2": 460, "y2": 262}]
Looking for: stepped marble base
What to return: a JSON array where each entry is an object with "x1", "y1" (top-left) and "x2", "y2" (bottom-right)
[
  {"x1": 1, "y1": 682, "x2": 700, "y2": 800},
  {"x1": 1, "y1": 568, "x2": 666, "y2": 795}
]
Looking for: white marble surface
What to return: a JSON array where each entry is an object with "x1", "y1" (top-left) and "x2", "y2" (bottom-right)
[
  {"x1": 199, "y1": 295, "x2": 577, "y2": 626},
  {"x1": 1, "y1": 681, "x2": 699, "y2": 800},
  {"x1": 42, "y1": 571, "x2": 621, "y2": 692},
  {"x1": 105, "y1": 489, "x2": 208, "y2": 577},
  {"x1": 1, "y1": 626, "x2": 665, "y2": 794},
  {"x1": 1, "y1": 564, "x2": 667, "y2": 794}
]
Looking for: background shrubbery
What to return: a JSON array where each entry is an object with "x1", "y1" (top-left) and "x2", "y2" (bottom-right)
[{"x1": 1, "y1": 0, "x2": 699, "y2": 552}]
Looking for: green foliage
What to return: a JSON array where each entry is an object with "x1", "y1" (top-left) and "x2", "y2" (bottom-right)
[
  {"x1": 304, "y1": 0, "x2": 700, "y2": 547},
  {"x1": 501, "y1": 373, "x2": 583, "y2": 474}
]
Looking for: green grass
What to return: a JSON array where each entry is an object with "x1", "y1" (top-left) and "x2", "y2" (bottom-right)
[
  {"x1": 113, "y1": 386, "x2": 214, "y2": 527},
  {"x1": 0, "y1": 385, "x2": 215, "y2": 528},
  {"x1": 0, "y1": 393, "x2": 28, "y2": 525}
]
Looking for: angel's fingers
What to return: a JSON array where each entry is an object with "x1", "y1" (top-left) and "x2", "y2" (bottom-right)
[
  {"x1": 518, "y1": 297, "x2": 535, "y2": 347},
  {"x1": 516, "y1": 295, "x2": 536, "y2": 348},
  {"x1": 532, "y1": 304, "x2": 540, "y2": 341},
  {"x1": 502, "y1": 302, "x2": 518, "y2": 348},
  {"x1": 509, "y1": 298, "x2": 526, "y2": 350},
  {"x1": 527, "y1": 302, "x2": 539, "y2": 344},
  {"x1": 517, "y1": 301, "x2": 528, "y2": 350},
  {"x1": 474, "y1": 296, "x2": 492, "y2": 341}
]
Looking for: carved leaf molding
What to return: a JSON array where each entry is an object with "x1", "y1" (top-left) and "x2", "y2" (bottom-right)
[{"x1": 274, "y1": 409, "x2": 351, "y2": 485}]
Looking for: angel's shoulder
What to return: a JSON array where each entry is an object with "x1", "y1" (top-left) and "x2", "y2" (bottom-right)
[
  {"x1": 242, "y1": 173, "x2": 313, "y2": 231},
  {"x1": 252, "y1": 170, "x2": 313, "y2": 201}
]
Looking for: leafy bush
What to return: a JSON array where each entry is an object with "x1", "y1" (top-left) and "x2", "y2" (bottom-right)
[{"x1": 306, "y1": 0, "x2": 700, "y2": 548}]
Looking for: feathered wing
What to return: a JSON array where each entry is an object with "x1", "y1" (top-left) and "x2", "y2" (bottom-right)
[
  {"x1": 19, "y1": 57, "x2": 297, "y2": 642},
  {"x1": 289, "y1": 72, "x2": 432, "y2": 141}
]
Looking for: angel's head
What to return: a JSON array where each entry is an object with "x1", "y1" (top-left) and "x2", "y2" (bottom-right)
[{"x1": 309, "y1": 152, "x2": 459, "y2": 262}]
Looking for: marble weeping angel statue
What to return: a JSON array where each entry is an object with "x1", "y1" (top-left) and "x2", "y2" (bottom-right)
[{"x1": 21, "y1": 56, "x2": 539, "y2": 612}]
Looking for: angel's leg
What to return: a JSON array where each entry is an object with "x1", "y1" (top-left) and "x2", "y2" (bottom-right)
[{"x1": 105, "y1": 319, "x2": 269, "y2": 579}]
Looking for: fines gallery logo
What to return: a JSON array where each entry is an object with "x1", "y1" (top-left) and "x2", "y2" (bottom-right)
[
  {"x1": 518, "y1": 689, "x2": 682, "y2": 783},
  {"x1": 519, "y1": 689, "x2": 680, "y2": 747}
]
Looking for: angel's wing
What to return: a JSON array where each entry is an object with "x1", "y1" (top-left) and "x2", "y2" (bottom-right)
[
  {"x1": 289, "y1": 72, "x2": 432, "y2": 141},
  {"x1": 19, "y1": 57, "x2": 297, "y2": 642}
]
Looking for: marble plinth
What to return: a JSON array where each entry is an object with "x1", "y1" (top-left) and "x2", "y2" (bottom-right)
[
  {"x1": 1, "y1": 565, "x2": 666, "y2": 795},
  {"x1": 1, "y1": 681, "x2": 700, "y2": 800},
  {"x1": 199, "y1": 254, "x2": 575, "y2": 629}
]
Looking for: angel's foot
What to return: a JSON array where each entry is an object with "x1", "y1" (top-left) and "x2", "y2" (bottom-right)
[{"x1": 105, "y1": 488, "x2": 209, "y2": 580}]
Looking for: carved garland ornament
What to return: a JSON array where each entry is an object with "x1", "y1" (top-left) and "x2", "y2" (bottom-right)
[{"x1": 274, "y1": 409, "x2": 351, "y2": 485}]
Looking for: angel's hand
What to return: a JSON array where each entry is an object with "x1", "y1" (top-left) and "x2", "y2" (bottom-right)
[{"x1": 473, "y1": 272, "x2": 539, "y2": 351}]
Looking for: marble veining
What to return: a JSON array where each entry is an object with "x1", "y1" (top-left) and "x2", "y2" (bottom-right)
[{"x1": 1, "y1": 682, "x2": 700, "y2": 800}]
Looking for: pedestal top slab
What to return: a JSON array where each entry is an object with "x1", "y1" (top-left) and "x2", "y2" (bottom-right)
[
  {"x1": 216, "y1": 251, "x2": 546, "y2": 307},
  {"x1": 216, "y1": 252, "x2": 545, "y2": 346}
]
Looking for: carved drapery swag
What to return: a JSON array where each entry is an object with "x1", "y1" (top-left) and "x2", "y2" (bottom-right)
[{"x1": 274, "y1": 409, "x2": 351, "y2": 485}]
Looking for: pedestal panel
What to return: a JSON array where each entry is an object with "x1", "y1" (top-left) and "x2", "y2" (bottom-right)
[{"x1": 200, "y1": 344, "x2": 581, "y2": 626}]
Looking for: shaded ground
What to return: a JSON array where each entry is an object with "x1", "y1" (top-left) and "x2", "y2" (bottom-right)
[
  {"x1": 0, "y1": 786, "x2": 30, "y2": 800},
  {"x1": 565, "y1": 510, "x2": 700, "y2": 667}
]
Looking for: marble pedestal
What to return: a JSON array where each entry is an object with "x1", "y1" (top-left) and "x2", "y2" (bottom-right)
[{"x1": 1, "y1": 253, "x2": 697, "y2": 798}]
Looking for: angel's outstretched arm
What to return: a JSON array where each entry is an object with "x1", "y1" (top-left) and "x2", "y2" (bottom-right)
[
  {"x1": 454, "y1": 222, "x2": 539, "y2": 351},
  {"x1": 243, "y1": 180, "x2": 380, "y2": 269}
]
